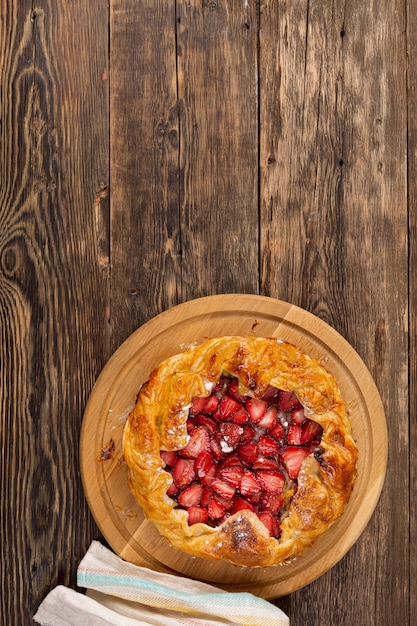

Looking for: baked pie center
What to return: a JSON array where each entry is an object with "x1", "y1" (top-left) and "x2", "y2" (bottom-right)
[{"x1": 160, "y1": 374, "x2": 324, "y2": 538}]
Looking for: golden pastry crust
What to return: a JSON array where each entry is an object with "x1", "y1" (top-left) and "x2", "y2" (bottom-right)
[{"x1": 123, "y1": 336, "x2": 358, "y2": 567}]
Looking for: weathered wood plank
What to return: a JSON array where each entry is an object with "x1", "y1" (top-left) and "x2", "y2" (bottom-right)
[
  {"x1": 109, "y1": 0, "x2": 181, "y2": 347},
  {"x1": 0, "y1": 1, "x2": 109, "y2": 621},
  {"x1": 259, "y1": 1, "x2": 408, "y2": 623},
  {"x1": 109, "y1": 0, "x2": 259, "y2": 351},
  {"x1": 408, "y1": 0, "x2": 417, "y2": 623},
  {"x1": 176, "y1": 0, "x2": 259, "y2": 301}
]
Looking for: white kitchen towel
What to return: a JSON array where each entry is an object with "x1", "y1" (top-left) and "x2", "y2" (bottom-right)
[{"x1": 34, "y1": 540, "x2": 289, "y2": 626}]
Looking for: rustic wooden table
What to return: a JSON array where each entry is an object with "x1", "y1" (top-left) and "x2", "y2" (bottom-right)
[{"x1": 0, "y1": 1, "x2": 413, "y2": 624}]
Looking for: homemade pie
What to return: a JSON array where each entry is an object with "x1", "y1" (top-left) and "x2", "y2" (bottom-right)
[{"x1": 123, "y1": 336, "x2": 358, "y2": 567}]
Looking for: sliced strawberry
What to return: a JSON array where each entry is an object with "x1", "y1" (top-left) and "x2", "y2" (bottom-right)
[
  {"x1": 201, "y1": 485, "x2": 214, "y2": 509},
  {"x1": 260, "y1": 492, "x2": 284, "y2": 515},
  {"x1": 186, "y1": 416, "x2": 197, "y2": 433},
  {"x1": 240, "y1": 470, "x2": 260, "y2": 497},
  {"x1": 237, "y1": 442, "x2": 258, "y2": 466},
  {"x1": 213, "y1": 492, "x2": 235, "y2": 511},
  {"x1": 173, "y1": 458, "x2": 196, "y2": 488},
  {"x1": 257, "y1": 470, "x2": 285, "y2": 494},
  {"x1": 203, "y1": 393, "x2": 220, "y2": 414},
  {"x1": 268, "y1": 422, "x2": 285, "y2": 440},
  {"x1": 178, "y1": 483, "x2": 203, "y2": 508},
  {"x1": 257, "y1": 510, "x2": 274, "y2": 534},
  {"x1": 247, "y1": 490, "x2": 262, "y2": 505},
  {"x1": 260, "y1": 384, "x2": 281, "y2": 404},
  {"x1": 278, "y1": 390, "x2": 301, "y2": 412},
  {"x1": 166, "y1": 482, "x2": 179, "y2": 497},
  {"x1": 160, "y1": 450, "x2": 178, "y2": 467},
  {"x1": 252, "y1": 456, "x2": 280, "y2": 471},
  {"x1": 257, "y1": 511, "x2": 280, "y2": 537},
  {"x1": 218, "y1": 453, "x2": 242, "y2": 470},
  {"x1": 207, "y1": 497, "x2": 226, "y2": 520},
  {"x1": 231, "y1": 496, "x2": 256, "y2": 514},
  {"x1": 217, "y1": 513, "x2": 232, "y2": 525},
  {"x1": 189, "y1": 396, "x2": 208, "y2": 415},
  {"x1": 274, "y1": 517, "x2": 281, "y2": 537},
  {"x1": 195, "y1": 413, "x2": 218, "y2": 435},
  {"x1": 213, "y1": 432, "x2": 236, "y2": 456},
  {"x1": 300, "y1": 418, "x2": 323, "y2": 444},
  {"x1": 187, "y1": 505, "x2": 209, "y2": 525},
  {"x1": 202, "y1": 466, "x2": 217, "y2": 485},
  {"x1": 287, "y1": 423, "x2": 303, "y2": 445},
  {"x1": 230, "y1": 407, "x2": 249, "y2": 425},
  {"x1": 212, "y1": 376, "x2": 227, "y2": 393},
  {"x1": 257, "y1": 405, "x2": 277, "y2": 430},
  {"x1": 246, "y1": 398, "x2": 268, "y2": 423},
  {"x1": 258, "y1": 434, "x2": 280, "y2": 457},
  {"x1": 239, "y1": 424, "x2": 256, "y2": 444},
  {"x1": 281, "y1": 446, "x2": 310, "y2": 479},
  {"x1": 211, "y1": 478, "x2": 236, "y2": 500},
  {"x1": 195, "y1": 451, "x2": 217, "y2": 483},
  {"x1": 226, "y1": 376, "x2": 247, "y2": 403},
  {"x1": 216, "y1": 396, "x2": 241, "y2": 421},
  {"x1": 210, "y1": 437, "x2": 227, "y2": 461},
  {"x1": 220, "y1": 422, "x2": 244, "y2": 448},
  {"x1": 291, "y1": 406, "x2": 306, "y2": 425},
  {"x1": 218, "y1": 465, "x2": 243, "y2": 488},
  {"x1": 181, "y1": 426, "x2": 210, "y2": 459}
]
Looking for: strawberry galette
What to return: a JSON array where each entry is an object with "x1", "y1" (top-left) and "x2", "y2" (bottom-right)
[{"x1": 123, "y1": 336, "x2": 358, "y2": 567}]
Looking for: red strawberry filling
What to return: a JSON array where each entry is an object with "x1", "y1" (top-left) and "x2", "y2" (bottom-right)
[{"x1": 160, "y1": 374, "x2": 323, "y2": 539}]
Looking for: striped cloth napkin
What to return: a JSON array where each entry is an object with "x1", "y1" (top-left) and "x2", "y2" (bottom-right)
[{"x1": 34, "y1": 541, "x2": 289, "y2": 625}]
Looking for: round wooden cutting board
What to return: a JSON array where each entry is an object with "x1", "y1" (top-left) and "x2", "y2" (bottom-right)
[{"x1": 80, "y1": 294, "x2": 388, "y2": 598}]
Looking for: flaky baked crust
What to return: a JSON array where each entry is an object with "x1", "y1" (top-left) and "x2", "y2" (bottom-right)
[{"x1": 123, "y1": 337, "x2": 358, "y2": 567}]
